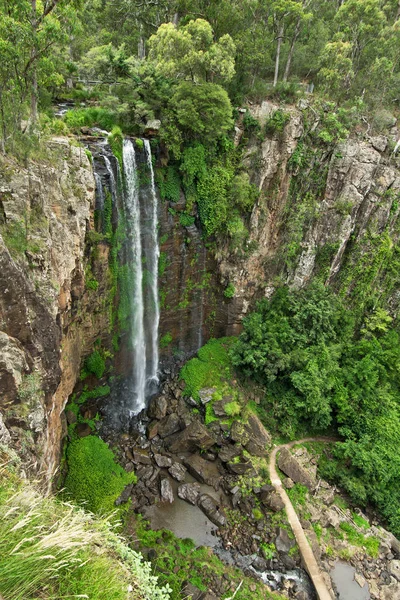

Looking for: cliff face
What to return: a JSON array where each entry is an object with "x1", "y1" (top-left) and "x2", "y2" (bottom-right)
[
  {"x1": 0, "y1": 138, "x2": 95, "y2": 478},
  {"x1": 218, "y1": 100, "x2": 400, "y2": 329}
]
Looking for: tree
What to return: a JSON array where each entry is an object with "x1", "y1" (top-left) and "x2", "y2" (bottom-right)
[{"x1": 148, "y1": 18, "x2": 235, "y2": 84}]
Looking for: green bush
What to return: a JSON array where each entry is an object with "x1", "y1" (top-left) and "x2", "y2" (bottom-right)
[
  {"x1": 64, "y1": 436, "x2": 136, "y2": 515},
  {"x1": 224, "y1": 283, "x2": 235, "y2": 298},
  {"x1": 64, "y1": 107, "x2": 117, "y2": 132},
  {"x1": 160, "y1": 332, "x2": 173, "y2": 348},
  {"x1": 224, "y1": 401, "x2": 241, "y2": 417},
  {"x1": 84, "y1": 350, "x2": 106, "y2": 379},
  {"x1": 108, "y1": 125, "x2": 123, "y2": 168},
  {"x1": 265, "y1": 109, "x2": 290, "y2": 135}
]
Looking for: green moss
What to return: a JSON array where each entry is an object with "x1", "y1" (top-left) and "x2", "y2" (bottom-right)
[
  {"x1": 108, "y1": 126, "x2": 123, "y2": 169},
  {"x1": 83, "y1": 350, "x2": 106, "y2": 379},
  {"x1": 180, "y1": 337, "x2": 235, "y2": 400},
  {"x1": 224, "y1": 282, "x2": 235, "y2": 298},
  {"x1": 224, "y1": 401, "x2": 241, "y2": 417},
  {"x1": 64, "y1": 436, "x2": 136, "y2": 515}
]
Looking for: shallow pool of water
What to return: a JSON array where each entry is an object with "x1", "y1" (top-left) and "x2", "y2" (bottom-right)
[
  {"x1": 331, "y1": 561, "x2": 370, "y2": 600},
  {"x1": 143, "y1": 478, "x2": 220, "y2": 547}
]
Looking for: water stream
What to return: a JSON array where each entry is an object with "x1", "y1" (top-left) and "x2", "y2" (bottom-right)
[{"x1": 123, "y1": 140, "x2": 147, "y2": 413}]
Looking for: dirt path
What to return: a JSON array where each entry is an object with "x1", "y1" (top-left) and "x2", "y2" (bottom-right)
[{"x1": 269, "y1": 437, "x2": 337, "y2": 600}]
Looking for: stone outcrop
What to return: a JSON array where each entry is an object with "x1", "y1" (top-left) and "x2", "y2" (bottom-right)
[
  {"x1": 277, "y1": 447, "x2": 317, "y2": 491},
  {"x1": 165, "y1": 420, "x2": 216, "y2": 453},
  {"x1": 0, "y1": 139, "x2": 94, "y2": 477}
]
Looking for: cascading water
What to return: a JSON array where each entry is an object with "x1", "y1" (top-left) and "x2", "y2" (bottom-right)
[
  {"x1": 143, "y1": 140, "x2": 160, "y2": 388},
  {"x1": 104, "y1": 155, "x2": 118, "y2": 201},
  {"x1": 94, "y1": 173, "x2": 104, "y2": 211},
  {"x1": 121, "y1": 139, "x2": 160, "y2": 414},
  {"x1": 123, "y1": 140, "x2": 147, "y2": 413}
]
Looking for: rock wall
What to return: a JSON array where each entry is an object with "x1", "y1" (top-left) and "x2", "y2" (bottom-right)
[
  {"x1": 218, "y1": 100, "x2": 400, "y2": 327},
  {"x1": 0, "y1": 138, "x2": 97, "y2": 479}
]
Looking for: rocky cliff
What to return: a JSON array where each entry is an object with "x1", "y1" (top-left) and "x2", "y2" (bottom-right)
[{"x1": 0, "y1": 138, "x2": 96, "y2": 479}]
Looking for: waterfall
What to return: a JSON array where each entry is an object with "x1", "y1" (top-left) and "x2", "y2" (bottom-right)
[
  {"x1": 121, "y1": 139, "x2": 160, "y2": 414},
  {"x1": 144, "y1": 140, "x2": 160, "y2": 388},
  {"x1": 94, "y1": 173, "x2": 104, "y2": 211},
  {"x1": 123, "y1": 140, "x2": 147, "y2": 413},
  {"x1": 104, "y1": 156, "x2": 117, "y2": 201}
]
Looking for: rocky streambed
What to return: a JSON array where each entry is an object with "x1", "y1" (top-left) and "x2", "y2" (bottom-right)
[{"x1": 83, "y1": 373, "x2": 400, "y2": 600}]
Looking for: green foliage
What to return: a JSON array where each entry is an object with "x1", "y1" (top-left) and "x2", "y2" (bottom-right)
[
  {"x1": 224, "y1": 282, "x2": 236, "y2": 298},
  {"x1": 156, "y1": 166, "x2": 181, "y2": 203},
  {"x1": 260, "y1": 542, "x2": 276, "y2": 560},
  {"x1": 339, "y1": 523, "x2": 379, "y2": 558},
  {"x1": 108, "y1": 126, "x2": 123, "y2": 168},
  {"x1": 0, "y1": 449, "x2": 171, "y2": 600},
  {"x1": 179, "y1": 213, "x2": 195, "y2": 227},
  {"x1": 243, "y1": 111, "x2": 261, "y2": 135},
  {"x1": 252, "y1": 508, "x2": 263, "y2": 520},
  {"x1": 224, "y1": 401, "x2": 241, "y2": 417},
  {"x1": 160, "y1": 332, "x2": 173, "y2": 348},
  {"x1": 64, "y1": 107, "x2": 118, "y2": 132},
  {"x1": 232, "y1": 283, "x2": 400, "y2": 537},
  {"x1": 64, "y1": 436, "x2": 136, "y2": 515},
  {"x1": 265, "y1": 109, "x2": 290, "y2": 135},
  {"x1": 135, "y1": 138, "x2": 144, "y2": 150},
  {"x1": 83, "y1": 350, "x2": 106, "y2": 379},
  {"x1": 287, "y1": 483, "x2": 308, "y2": 508},
  {"x1": 180, "y1": 337, "x2": 235, "y2": 400}
]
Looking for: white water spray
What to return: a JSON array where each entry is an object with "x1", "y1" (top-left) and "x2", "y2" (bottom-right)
[
  {"x1": 123, "y1": 140, "x2": 147, "y2": 412},
  {"x1": 144, "y1": 140, "x2": 160, "y2": 386}
]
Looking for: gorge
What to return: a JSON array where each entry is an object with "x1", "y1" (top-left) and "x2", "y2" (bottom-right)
[{"x1": 2, "y1": 3, "x2": 400, "y2": 599}]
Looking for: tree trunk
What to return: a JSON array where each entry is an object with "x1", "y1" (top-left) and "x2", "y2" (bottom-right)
[
  {"x1": 273, "y1": 24, "x2": 285, "y2": 87},
  {"x1": 283, "y1": 17, "x2": 301, "y2": 82},
  {"x1": 30, "y1": 0, "x2": 38, "y2": 124}
]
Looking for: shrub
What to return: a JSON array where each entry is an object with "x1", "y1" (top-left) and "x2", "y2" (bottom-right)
[
  {"x1": 108, "y1": 126, "x2": 123, "y2": 168},
  {"x1": 64, "y1": 436, "x2": 136, "y2": 515},
  {"x1": 224, "y1": 282, "x2": 235, "y2": 298},
  {"x1": 84, "y1": 350, "x2": 106, "y2": 379},
  {"x1": 160, "y1": 332, "x2": 173, "y2": 348},
  {"x1": 265, "y1": 109, "x2": 290, "y2": 135},
  {"x1": 224, "y1": 401, "x2": 241, "y2": 417}
]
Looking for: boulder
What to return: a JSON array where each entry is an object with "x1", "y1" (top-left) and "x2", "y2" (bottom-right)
[
  {"x1": 158, "y1": 413, "x2": 181, "y2": 438},
  {"x1": 144, "y1": 120, "x2": 161, "y2": 136},
  {"x1": 197, "y1": 494, "x2": 226, "y2": 527},
  {"x1": 76, "y1": 423, "x2": 92, "y2": 437},
  {"x1": 177, "y1": 483, "x2": 201, "y2": 505},
  {"x1": 0, "y1": 413, "x2": 11, "y2": 445},
  {"x1": 390, "y1": 560, "x2": 400, "y2": 582},
  {"x1": 148, "y1": 396, "x2": 168, "y2": 420},
  {"x1": 160, "y1": 478, "x2": 174, "y2": 503},
  {"x1": 275, "y1": 527, "x2": 295, "y2": 554},
  {"x1": 165, "y1": 420, "x2": 216, "y2": 452},
  {"x1": 262, "y1": 491, "x2": 284, "y2": 512},
  {"x1": 230, "y1": 421, "x2": 250, "y2": 445},
  {"x1": 218, "y1": 444, "x2": 242, "y2": 463},
  {"x1": 168, "y1": 462, "x2": 187, "y2": 482},
  {"x1": 212, "y1": 396, "x2": 233, "y2": 417},
  {"x1": 147, "y1": 420, "x2": 159, "y2": 440},
  {"x1": 133, "y1": 450, "x2": 152, "y2": 465},
  {"x1": 183, "y1": 454, "x2": 221, "y2": 489},
  {"x1": 244, "y1": 414, "x2": 271, "y2": 456},
  {"x1": 277, "y1": 447, "x2": 316, "y2": 491},
  {"x1": 227, "y1": 460, "x2": 253, "y2": 475},
  {"x1": 181, "y1": 583, "x2": 203, "y2": 600},
  {"x1": 198, "y1": 388, "x2": 217, "y2": 404},
  {"x1": 154, "y1": 454, "x2": 172, "y2": 468}
]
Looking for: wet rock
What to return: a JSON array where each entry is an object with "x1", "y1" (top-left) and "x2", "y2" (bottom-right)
[
  {"x1": 198, "y1": 493, "x2": 226, "y2": 527},
  {"x1": 275, "y1": 528, "x2": 295, "y2": 554},
  {"x1": 148, "y1": 396, "x2": 168, "y2": 420},
  {"x1": 154, "y1": 454, "x2": 173, "y2": 468},
  {"x1": 76, "y1": 423, "x2": 92, "y2": 437},
  {"x1": 183, "y1": 454, "x2": 221, "y2": 489},
  {"x1": 198, "y1": 388, "x2": 217, "y2": 404},
  {"x1": 133, "y1": 450, "x2": 152, "y2": 465},
  {"x1": 252, "y1": 556, "x2": 268, "y2": 572},
  {"x1": 165, "y1": 420, "x2": 216, "y2": 452},
  {"x1": 219, "y1": 444, "x2": 242, "y2": 463},
  {"x1": 158, "y1": 413, "x2": 181, "y2": 438},
  {"x1": 160, "y1": 478, "x2": 174, "y2": 503},
  {"x1": 277, "y1": 447, "x2": 316, "y2": 491},
  {"x1": 115, "y1": 484, "x2": 134, "y2": 506},
  {"x1": 168, "y1": 462, "x2": 187, "y2": 482},
  {"x1": 147, "y1": 420, "x2": 159, "y2": 440},
  {"x1": 177, "y1": 482, "x2": 201, "y2": 505}
]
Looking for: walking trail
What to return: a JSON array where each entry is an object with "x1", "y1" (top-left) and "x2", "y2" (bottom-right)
[{"x1": 269, "y1": 437, "x2": 337, "y2": 600}]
